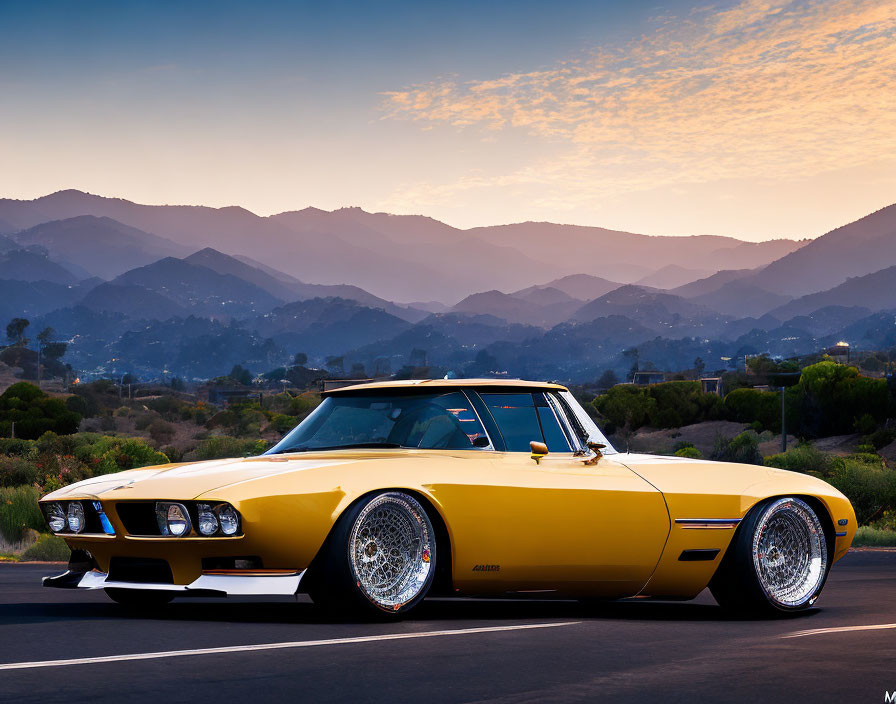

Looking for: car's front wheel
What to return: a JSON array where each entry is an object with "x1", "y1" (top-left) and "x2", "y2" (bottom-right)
[
  {"x1": 710, "y1": 497, "x2": 830, "y2": 615},
  {"x1": 308, "y1": 491, "x2": 437, "y2": 618}
]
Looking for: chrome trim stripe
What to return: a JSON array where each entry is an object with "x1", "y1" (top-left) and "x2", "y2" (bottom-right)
[
  {"x1": 44, "y1": 569, "x2": 305, "y2": 596},
  {"x1": 675, "y1": 518, "x2": 742, "y2": 529}
]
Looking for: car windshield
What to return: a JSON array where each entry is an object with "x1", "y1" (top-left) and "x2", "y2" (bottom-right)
[{"x1": 267, "y1": 392, "x2": 490, "y2": 453}]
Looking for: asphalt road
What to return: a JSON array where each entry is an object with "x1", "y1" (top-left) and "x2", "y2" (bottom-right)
[{"x1": 0, "y1": 551, "x2": 894, "y2": 704}]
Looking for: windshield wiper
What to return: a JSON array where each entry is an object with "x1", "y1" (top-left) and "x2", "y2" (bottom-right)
[{"x1": 270, "y1": 442, "x2": 404, "y2": 454}]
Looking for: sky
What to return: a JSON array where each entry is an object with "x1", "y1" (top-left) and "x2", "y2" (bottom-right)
[{"x1": 1, "y1": 0, "x2": 894, "y2": 241}]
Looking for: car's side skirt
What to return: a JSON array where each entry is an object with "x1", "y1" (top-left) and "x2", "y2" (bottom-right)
[{"x1": 43, "y1": 569, "x2": 305, "y2": 596}]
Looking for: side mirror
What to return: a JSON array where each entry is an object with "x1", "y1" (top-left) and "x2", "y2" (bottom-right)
[
  {"x1": 530, "y1": 441, "x2": 549, "y2": 464},
  {"x1": 472, "y1": 436, "x2": 490, "y2": 448}
]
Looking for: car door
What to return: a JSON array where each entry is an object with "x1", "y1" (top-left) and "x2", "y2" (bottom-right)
[{"x1": 449, "y1": 391, "x2": 670, "y2": 598}]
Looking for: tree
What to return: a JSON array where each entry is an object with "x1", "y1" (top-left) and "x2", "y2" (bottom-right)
[
  {"x1": 293, "y1": 352, "x2": 308, "y2": 367},
  {"x1": 325, "y1": 356, "x2": 344, "y2": 374},
  {"x1": 596, "y1": 369, "x2": 619, "y2": 389},
  {"x1": 694, "y1": 357, "x2": 705, "y2": 378},
  {"x1": 6, "y1": 318, "x2": 29, "y2": 345},
  {"x1": 228, "y1": 364, "x2": 252, "y2": 386},
  {"x1": 349, "y1": 362, "x2": 367, "y2": 378}
]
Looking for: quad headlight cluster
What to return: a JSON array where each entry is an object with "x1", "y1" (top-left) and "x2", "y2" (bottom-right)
[
  {"x1": 155, "y1": 501, "x2": 241, "y2": 537},
  {"x1": 41, "y1": 501, "x2": 115, "y2": 535}
]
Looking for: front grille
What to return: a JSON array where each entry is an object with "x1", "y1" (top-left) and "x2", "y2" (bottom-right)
[
  {"x1": 108, "y1": 557, "x2": 173, "y2": 584},
  {"x1": 115, "y1": 502, "x2": 158, "y2": 535}
]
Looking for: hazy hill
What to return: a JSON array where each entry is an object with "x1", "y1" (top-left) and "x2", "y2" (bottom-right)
[
  {"x1": 0, "y1": 279, "x2": 83, "y2": 321},
  {"x1": 465, "y1": 221, "x2": 803, "y2": 284},
  {"x1": 12, "y1": 216, "x2": 188, "y2": 279},
  {"x1": 571, "y1": 285, "x2": 710, "y2": 323},
  {"x1": 690, "y1": 280, "x2": 791, "y2": 318},
  {"x1": 0, "y1": 190, "x2": 803, "y2": 303},
  {"x1": 527, "y1": 274, "x2": 622, "y2": 301},
  {"x1": 78, "y1": 282, "x2": 190, "y2": 320},
  {"x1": 251, "y1": 297, "x2": 412, "y2": 357},
  {"x1": 768, "y1": 265, "x2": 896, "y2": 319},
  {"x1": 744, "y1": 203, "x2": 896, "y2": 296},
  {"x1": 511, "y1": 285, "x2": 580, "y2": 306},
  {"x1": 112, "y1": 258, "x2": 281, "y2": 317},
  {"x1": 782, "y1": 306, "x2": 872, "y2": 337},
  {"x1": 636, "y1": 264, "x2": 713, "y2": 290},
  {"x1": 671, "y1": 268, "x2": 754, "y2": 298},
  {"x1": 452, "y1": 289, "x2": 580, "y2": 327},
  {"x1": 0, "y1": 249, "x2": 78, "y2": 284}
]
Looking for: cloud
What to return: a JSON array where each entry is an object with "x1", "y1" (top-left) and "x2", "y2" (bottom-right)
[{"x1": 380, "y1": 0, "x2": 896, "y2": 214}]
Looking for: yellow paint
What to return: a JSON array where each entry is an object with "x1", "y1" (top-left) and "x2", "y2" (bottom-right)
[{"x1": 41, "y1": 381, "x2": 857, "y2": 598}]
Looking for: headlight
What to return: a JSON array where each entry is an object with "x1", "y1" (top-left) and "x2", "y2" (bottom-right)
[
  {"x1": 66, "y1": 502, "x2": 86, "y2": 533},
  {"x1": 46, "y1": 503, "x2": 66, "y2": 533},
  {"x1": 155, "y1": 502, "x2": 191, "y2": 537},
  {"x1": 217, "y1": 505, "x2": 240, "y2": 536},
  {"x1": 196, "y1": 503, "x2": 219, "y2": 536}
]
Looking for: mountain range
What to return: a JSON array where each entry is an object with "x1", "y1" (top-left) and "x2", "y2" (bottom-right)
[{"x1": 0, "y1": 190, "x2": 895, "y2": 382}]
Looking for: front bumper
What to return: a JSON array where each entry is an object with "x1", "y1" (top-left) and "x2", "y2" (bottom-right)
[{"x1": 43, "y1": 568, "x2": 305, "y2": 596}]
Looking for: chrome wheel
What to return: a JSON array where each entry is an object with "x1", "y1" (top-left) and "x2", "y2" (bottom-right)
[
  {"x1": 348, "y1": 492, "x2": 434, "y2": 611},
  {"x1": 752, "y1": 498, "x2": 827, "y2": 608}
]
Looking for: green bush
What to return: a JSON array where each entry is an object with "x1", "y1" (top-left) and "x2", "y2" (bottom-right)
[
  {"x1": 190, "y1": 436, "x2": 269, "y2": 461},
  {"x1": 724, "y1": 388, "x2": 781, "y2": 433},
  {"x1": 826, "y1": 456, "x2": 896, "y2": 524},
  {"x1": 866, "y1": 428, "x2": 896, "y2": 450},
  {"x1": 852, "y1": 526, "x2": 896, "y2": 547},
  {"x1": 594, "y1": 381, "x2": 724, "y2": 432},
  {"x1": 0, "y1": 455, "x2": 39, "y2": 486},
  {"x1": 674, "y1": 446, "x2": 703, "y2": 459},
  {"x1": 0, "y1": 383, "x2": 81, "y2": 439},
  {"x1": 764, "y1": 444, "x2": 833, "y2": 475},
  {"x1": 20, "y1": 534, "x2": 70, "y2": 562},
  {"x1": 711, "y1": 431, "x2": 763, "y2": 465},
  {"x1": 0, "y1": 486, "x2": 45, "y2": 542}
]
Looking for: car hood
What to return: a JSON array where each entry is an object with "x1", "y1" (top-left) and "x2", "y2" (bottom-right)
[
  {"x1": 41, "y1": 448, "x2": 480, "y2": 502},
  {"x1": 41, "y1": 454, "x2": 359, "y2": 502}
]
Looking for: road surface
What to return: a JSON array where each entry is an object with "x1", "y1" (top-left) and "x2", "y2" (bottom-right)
[{"x1": 0, "y1": 551, "x2": 893, "y2": 703}]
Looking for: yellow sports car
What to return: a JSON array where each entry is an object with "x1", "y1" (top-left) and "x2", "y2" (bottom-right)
[{"x1": 40, "y1": 379, "x2": 856, "y2": 617}]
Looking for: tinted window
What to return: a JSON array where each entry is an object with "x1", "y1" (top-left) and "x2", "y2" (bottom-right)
[
  {"x1": 535, "y1": 393, "x2": 572, "y2": 451},
  {"x1": 480, "y1": 393, "x2": 544, "y2": 452},
  {"x1": 268, "y1": 392, "x2": 488, "y2": 452}
]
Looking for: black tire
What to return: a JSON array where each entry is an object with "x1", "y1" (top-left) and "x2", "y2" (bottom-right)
[
  {"x1": 105, "y1": 588, "x2": 175, "y2": 609},
  {"x1": 307, "y1": 491, "x2": 437, "y2": 618},
  {"x1": 710, "y1": 497, "x2": 830, "y2": 616}
]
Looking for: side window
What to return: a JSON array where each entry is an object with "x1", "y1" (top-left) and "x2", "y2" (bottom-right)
[
  {"x1": 535, "y1": 393, "x2": 573, "y2": 452},
  {"x1": 480, "y1": 393, "x2": 543, "y2": 452}
]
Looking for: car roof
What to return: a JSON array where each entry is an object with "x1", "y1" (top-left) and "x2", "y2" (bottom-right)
[{"x1": 323, "y1": 378, "x2": 568, "y2": 395}]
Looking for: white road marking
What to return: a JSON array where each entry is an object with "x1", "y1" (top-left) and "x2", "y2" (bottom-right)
[
  {"x1": 781, "y1": 623, "x2": 896, "y2": 639},
  {"x1": 0, "y1": 621, "x2": 579, "y2": 671}
]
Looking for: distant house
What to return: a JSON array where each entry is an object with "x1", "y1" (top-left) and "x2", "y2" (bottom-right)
[
  {"x1": 632, "y1": 371, "x2": 666, "y2": 385},
  {"x1": 206, "y1": 386, "x2": 253, "y2": 405},
  {"x1": 700, "y1": 377, "x2": 723, "y2": 396}
]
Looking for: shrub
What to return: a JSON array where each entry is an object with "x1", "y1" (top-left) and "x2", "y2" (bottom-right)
[
  {"x1": 0, "y1": 486, "x2": 45, "y2": 543},
  {"x1": 711, "y1": 431, "x2": 763, "y2": 465},
  {"x1": 0, "y1": 456, "x2": 39, "y2": 486},
  {"x1": 20, "y1": 534, "x2": 70, "y2": 562},
  {"x1": 854, "y1": 413, "x2": 879, "y2": 436},
  {"x1": 674, "y1": 446, "x2": 703, "y2": 459},
  {"x1": 724, "y1": 388, "x2": 781, "y2": 433},
  {"x1": 0, "y1": 383, "x2": 82, "y2": 439},
  {"x1": 826, "y1": 456, "x2": 896, "y2": 524},
  {"x1": 148, "y1": 419, "x2": 176, "y2": 445},
  {"x1": 852, "y1": 526, "x2": 896, "y2": 547},
  {"x1": 866, "y1": 428, "x2": 896, "y2": 450},
  {"x1": 189, "y1": 436, "x2": 269, "y2": 461},
  {"x1": 764, "y1": 444, "x2": 833, "y2": 475}
]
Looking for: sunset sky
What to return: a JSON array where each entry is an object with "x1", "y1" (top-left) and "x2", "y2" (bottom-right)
[{"x1": 1, "y1": 0, "x2": 893, "y2": 240}]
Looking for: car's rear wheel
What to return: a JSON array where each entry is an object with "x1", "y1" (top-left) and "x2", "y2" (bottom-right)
[
  {"x1": 308, "y1": 491, "x2": 437, "y2": 618},
  {"x1": 710, "y1": 497, "x2": 829, "y2": 616},
  {"x1": 105, "y1": 588, "x2": 174, "y2": 609}
]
